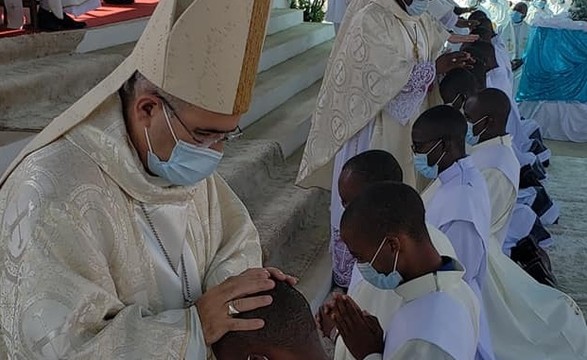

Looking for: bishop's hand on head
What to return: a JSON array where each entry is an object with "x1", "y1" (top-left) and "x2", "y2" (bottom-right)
[
  {"x1": 330, "y1": 294, "x2": 384, "y2": 360},
  {"x1": 195, "y1": 267, "x2": 297, "y2": 346},
  {"x1": 436, "y1": 51, "x2": 476, "y2": 74}
]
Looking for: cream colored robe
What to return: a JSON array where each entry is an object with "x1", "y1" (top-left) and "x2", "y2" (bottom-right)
[
  {"x1": 0, "y1": 96, "x2": 262, "y2": 359},
  {"x1": 470, "y1": 137, "x2": 587, "y2": 360},
  {"x1": 296, "y1": 0, "x2": 449, "y2": 190}
]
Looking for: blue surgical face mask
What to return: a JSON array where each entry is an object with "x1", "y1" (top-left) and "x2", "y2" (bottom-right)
[
  {"x1": 511, "y1": 11, "x2": 524, "y2": 23},
  {"x1": 465, "y1": 116, "x2": 489, "y2": 146},
  {"x1": 413, "y1": 139, "x2": 446, "y2": 179},
  {"x1": 145, "y1": 106, "x2": 223, "y2": 186},
  {"x1": 357, "y1": 238, "x2": 403, "y2": 290},
  {"x1": 404, "y1": 0, "x2": 428, "y2": 16}
]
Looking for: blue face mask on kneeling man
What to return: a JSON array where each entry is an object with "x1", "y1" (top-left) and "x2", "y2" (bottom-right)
[
  {"x1": 413, "y1": 139, "x2": 446, "y2": 180},
  {"x1": 145, "y1": 105, "x2": 223, "y2": 186},
  {"x1": 357, "y1": 238, "x2": 403, "y2": 290}
]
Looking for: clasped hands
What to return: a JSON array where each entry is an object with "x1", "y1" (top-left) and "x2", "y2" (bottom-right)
[
  {"x1": 317, "y1": 294, "x2": 384, "y2": 360},
  {"x1": 194, "y1": 267, "x2": 297, "y2": 345}
]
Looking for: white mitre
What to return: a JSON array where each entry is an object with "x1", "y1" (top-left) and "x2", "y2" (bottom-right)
[{"x1": 1, "y1": 0, "x2": 271, "y2": 185}]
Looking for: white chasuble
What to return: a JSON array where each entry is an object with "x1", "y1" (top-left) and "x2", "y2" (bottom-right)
[
  {"x1": 470, "y1": 142, "x2": 587, "y2": 360},
  {"x1": 297, "y1": 0, "x2": 449, "y2": 190},
  {"x1": 479, "y1": 218, "x2": 587, "y2": 360},
  {"x1": 470, "y1": 135, "x2": 520, "y2": 247},
  {"x1": 310, "y1": 0, "x2": 448, "y2": 288},
  {"x1": 0, "y1": 96, "x2": 262, "y2": 359}
]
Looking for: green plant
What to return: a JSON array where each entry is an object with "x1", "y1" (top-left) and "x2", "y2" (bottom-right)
[
  {"x1": 290, "y1": 0, "x2": 326, "y2": 23},
  {"x1": 570, "y1": 0, "x2": 587, "y2": 21}
]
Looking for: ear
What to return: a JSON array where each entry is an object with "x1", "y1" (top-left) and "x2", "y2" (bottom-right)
[
  {"x1": 133, "y1": 94, "x2": 161, "y2": 128},
  {"x1": 386, "y1": 236, "x2": 401, "y2": 253}
]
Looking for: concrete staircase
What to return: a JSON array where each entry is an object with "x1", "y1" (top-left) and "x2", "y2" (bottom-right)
[{"x1": 0, "y1": 2, "x2": 334, "y2": 311}]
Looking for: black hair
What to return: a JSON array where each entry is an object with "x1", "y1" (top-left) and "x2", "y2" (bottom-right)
[
  {"x1": 213, "y1": 280, "x2": 319, "y2": 355},
  {"x1": 440, "y1": 68, "x2": 479, "y2": 104},
  {"x1": 341, "y1": 182, "x2": 428, "y2": 244},
  {"x1": 342, "y1": 150, "x2": 403, "y2": 183}
]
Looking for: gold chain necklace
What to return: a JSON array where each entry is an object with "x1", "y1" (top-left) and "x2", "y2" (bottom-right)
[{"x1": 398, "y1": 19, "x2": 420, "y2": 62}]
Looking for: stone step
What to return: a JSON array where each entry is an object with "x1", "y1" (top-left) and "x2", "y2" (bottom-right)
[
  {"x1": 241, "y1": 39, "x2": 333, "y2": 129},
  {"x1": 292, "y1": 228, "x2": 332, "y2": 314},
  {"x1": 245, "y1": 79, "x2": 322, "y2": 158},
  {"x1": 220, "y1": 143, "x2": 331, "y2": 311},
  {"x1": 0, "y1": 37, "x2": 333, "y2": 134},
  {"x1": 0, "y1": 6, "x2": 301, "y2": 65},
  {"x1": 0, "y1": 52, "x2": 125, "y2": 130},
  {"x1": 272, "y1": 0, "x2": 290, "y2": 8},
  {"x1": 258, "y1": 22, "x2": 334, "y2": 73},
  {"x1": 267, "y1": 8, "x2": 304, "y2": 36},
  {"x1": 0, "y1": 18, "x2": 148, "y2": 65}
]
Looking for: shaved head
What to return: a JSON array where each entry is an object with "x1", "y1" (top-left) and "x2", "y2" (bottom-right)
[
  {"x1": 340, "y1": 182, "x2": 440, "y2": 281},
  {"x1": 464, "y1": 88, "x2": 511, "y2": 135},
  {"x1": 469, "y1": 10, "x2": 489, "y2": 21},
  {"x1": 440, "y1": 68, "x2": 479, "y2": 105},
  {"x1": 462, "y1": 41, "x2": 497, "y2": 71},
  {"x1": 342, "y1": 182, "x2": 427, "y2": 242},
  {"x1": 213, "y1": 280, "x2": 325, "y2": 359},
  {"x1": 469, "y1": 10, "x2": 493, "y2": 30},
  {"x1": 412, "y1": 105, "x2": 468, "y2": 172},
  {"x1": 341, "y1": 182, "x2": 429, "y2": 255},
  {"x1": 339, "y1": 150, "x2": 403, "y2": 207},
  {"x1": 471, "y1": 26, "x2": 494, "y2": 43},
  {"x1": 412, "y1": 105, "x2": 468, "y2": 147},
  {"x1": 514, "y1": 2, "x2": 528, "y2": 14},
  {"x1": 342, "y1": 150, "x2": 403, "y2": 183}
]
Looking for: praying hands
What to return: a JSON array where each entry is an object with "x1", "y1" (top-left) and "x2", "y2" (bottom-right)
[{"x1": 329, "y1": 294, "x2": 384, "y2": 360}]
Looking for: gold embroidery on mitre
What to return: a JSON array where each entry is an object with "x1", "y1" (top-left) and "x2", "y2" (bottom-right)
[{"x1": 233, "y1": 0, "x2": 271, "y2": 115}]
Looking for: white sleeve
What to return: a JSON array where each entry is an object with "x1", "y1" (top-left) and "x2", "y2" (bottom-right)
[
  {"x1": 439, "y1": 220, "x2": 485, "y2": 285},
  {"x1": 388, "y1": 339, "x2": 454, "y2": 359}
]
